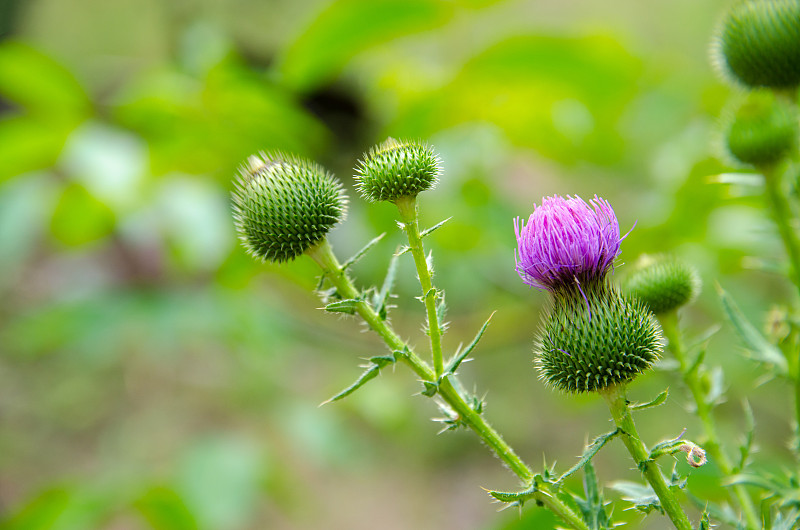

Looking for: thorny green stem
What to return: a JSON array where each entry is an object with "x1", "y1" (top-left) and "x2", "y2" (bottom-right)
[
  {"x1": 660, "y1": 311, "x2": 759, "y2": 530},
  {"x1": 395, "y1": 195, "x2": 445, "y2": 379},
  {"x1": 761, "y1": 165, "x2": 800, "y2": 447},
  {"x1": 306, "y1": 239, "x2": 590, "y2": 530},
  {"x1": 599, "y1": 384, "x2": 694, "y2": 530}
]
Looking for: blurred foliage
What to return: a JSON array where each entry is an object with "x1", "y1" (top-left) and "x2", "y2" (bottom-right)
[{"x1": 0, "y1": 0, "x2": 796, "y2": 529}]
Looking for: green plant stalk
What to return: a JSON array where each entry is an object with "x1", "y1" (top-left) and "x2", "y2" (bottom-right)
[
  {"x1": 395, "y1": 195, "x2": 445, "y2": 378},
  {"x1": 599, "y1": 383, "x2": 693, "y2": 530},
  {"x1": 762, "y1": 165, "x2": 800, "y2": 443},
  {"x1": 660, "y1": 311, "x2": 759, "y2": 530},
  {"x1": 306, "y1": 239, "x2": 590, "y2": 530}
]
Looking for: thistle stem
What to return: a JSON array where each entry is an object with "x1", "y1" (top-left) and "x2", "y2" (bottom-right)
[
  {"x1": 395, "y1": 195, "x2": 445, "y2": 379},
  {"x1": 599, "y1": 384, "x2": 693, "y2": 530},
  {"x1": 306, "y1": 239, "x2": 589, "y2": 530},
  {"x1": 761, "y1": 166, "x2": 800, "y2": 446},
  {"x1": 660, "y1": 311, "x2": 759, "y2": 530}
]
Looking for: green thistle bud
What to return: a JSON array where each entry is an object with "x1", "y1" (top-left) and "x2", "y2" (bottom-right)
[
  {"x1": 713, "y1": 0, "x2": 800, "y2": 89},
  {"x1": 724, "y1": 91, "x2": 799, "y2": 167},
  {"x1": 232, "y1": 152, "x2": 347, "y2": 263},
  {"x1": 355, "y1": 138, "x2": 441, "y2": 203},
  {"x1": 536, "y1": 283, "x2": 663, "y2": 394},
  {"x1": 625, "y1": 255, "x2": 702, "y2": 314}
]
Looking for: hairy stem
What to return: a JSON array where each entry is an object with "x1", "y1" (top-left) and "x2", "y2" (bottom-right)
[
  {"x1": 306, "y1": 239, "x2": 590, "y2": 530},
  {"x1": 395, "y1": 195, "x2": 445, "y2": 378},
  {"x1": 660, "y1": 311, "x2": 759, "y2": 530},
  {"x1": 762, "y1": 166, "x2": 800, "y2": 448},
  {"x1": 599, "y1": 384, "x2": 694, "y2": 530}
]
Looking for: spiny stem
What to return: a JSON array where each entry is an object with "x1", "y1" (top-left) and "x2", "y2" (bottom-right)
[
  {"x1": 306, "y1": 239, "x2": 590, "y2": 530},
  {"x1": 599, "y1": 384, "x2": 694, "y2": 530},
  {"x1": 660, "y1": 311, "x2": 759, "y2": 530},
  {"x1": 395, "y1": 195, "x2": 445, "y2": 378},
  {"x1": 761, "y1": 165, "x2": 800, "y2": 447}
]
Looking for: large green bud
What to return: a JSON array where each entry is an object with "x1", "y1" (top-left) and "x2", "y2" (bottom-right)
[
  {"x1": 625, "y1": 255, "x2": 702, "y2": 315},
  {"x1": 232, "y1": 152, "x2": 347, "y2": 263},
  {"x1": 536, "y1": 282, "x2": 663, "y2": 394},
  {"x1": 355, "y1": 138, "x2": 441, "y2": 203},
  {"x1": 724, "y1": 91, "x2": 799, "y2": 167},
  {"x1": 713, "y1": 0, "x2": 800, "y2": 89}
]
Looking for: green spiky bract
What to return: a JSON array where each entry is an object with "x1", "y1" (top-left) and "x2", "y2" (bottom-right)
[
  {"x1": 355, "y1": 138, "x2": 441, "y2": 203},
  {"x1": 625, "y1": 256, "x2": 701, "y2": 315},
  {"x1": 536, "y1": 282, "x2": 663, "y2": 394},
  {"x1": 725, "y1": 91, "x2": 799, "y2": 167},
  {"x1": 714, "y1": 0, "x2": 800, "y2": 89},
  {"x1": 232, "y1": 152, "x2": 347, "y2": 263}
]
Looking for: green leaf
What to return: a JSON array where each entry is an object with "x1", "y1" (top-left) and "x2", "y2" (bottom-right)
[
  {"x1": 0, "y1": 487, "x2": 71, "y2": 529},
  {"x1": 436, "y1": 293, "x2": 448, "y2": 330},
  {"x1": 420, "y1": 217, "x2": 452, "y2": 239},
  {"x1": 609, "y1": 481, "x2": 662, "y2": 514},
  {"x1": 372, "y1": 251, "x2": 399, "y2": 320},
  {"x1": 573, "y1": 461, "x2": 612, "y2": 530},
  {"x1": 485, "y1": 481, "x2": 539, "y2": 505},
  {"x1": 699, "y1": 509, "x2": 711, "y2": 530},
  {"x1": 322, "y1": 364, "x2": 381, "y2": 404},
  {"x1": 50, "y1": 183, "x2": 115, "y2": 246},
  {"x1": 323, "y1": 298, "x2": 361, "y2": 315},
  {"x1": 278, "y1": 0, "x2": 455, "y2": 91},
  {"x1": 737, "y1": 399, "x2": 755, "y2": 472},
  {"x1": 444, "y1": 311, "x2": 495, "y2": 375},
  {"x1": 630, "y1": 389, "x2": 668, "y2": 411},
  {"x1": 717, "y1": 285, "x2": 788, "y2": 374},
  {"x1": 341, "y1": 233, "x2": 385, "y2": 271},
  {"x1": 555, "y1": 429, "x2": 618, "y2": 485},
  {"x1": 421, "y1": 380, "x2": 439, "y2": 397},
  {"x1": 135, "y1": 487, "x2": 199, "y2": 530}
]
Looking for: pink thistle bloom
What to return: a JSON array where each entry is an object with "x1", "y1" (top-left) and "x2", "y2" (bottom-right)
[{"x1": 515, "y1": 195, "x2": 626, "y2": 292}]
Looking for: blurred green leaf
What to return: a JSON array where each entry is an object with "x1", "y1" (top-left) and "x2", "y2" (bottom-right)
[
  {"x1": 135, "y1": 487, "x2": 199, "y2": 530},
  {"x1": 0, "y1": 488, "x2": 70, "y2": 530},
  {"x1": 49, "y1": 183, "x2": 115, "y2": 246},
  {"x1": 278, "y1": 0, "x2": 455, "y2": 91},
  {"x1": 0, "y1": 116, "x2": 74, "y2": 182},
  {"x1": 0, "y1": 41, "x2": 89, "y2": 115}
]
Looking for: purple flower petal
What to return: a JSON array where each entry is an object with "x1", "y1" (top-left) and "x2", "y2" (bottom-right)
[{"x1": 514, "y1": 195, "x2": 623, "y2": 291}]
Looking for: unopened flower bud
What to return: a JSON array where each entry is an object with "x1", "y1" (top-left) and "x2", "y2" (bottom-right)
[
  {"x1": 713, "y1": 0, "x2": 800, "y2": 89},
  {"x1": 536, "y1": 283, "x2": 663, "y2": 393},
  {"x1": 625, "y1": 255, "x2": 701, "y2": 314},
  {"x1": 724, "y1": 91, "x2": 799, "y2": 167},
  {"x1": 355, "y1": 138, "x2": 441, "y2": 203},
  {"x1": 232, "y1": 152, "x2": 347, "y2": 263}
]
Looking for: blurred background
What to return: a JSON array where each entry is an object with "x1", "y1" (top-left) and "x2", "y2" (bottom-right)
[{"x1": 0, "y1": 0, "x2": 796, "y2": 528}]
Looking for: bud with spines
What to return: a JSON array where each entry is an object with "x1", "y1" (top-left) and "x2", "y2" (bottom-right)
[
  {"x1": 723, "y1": 91, "x2": 799, "y2": 167},
  {"x1": 232, "y1": 152, "x2": 348, "y2": 263},
  {"x1": 536, "y1": 281, "x2": 663, "y2": 394},
  {"x1": 713, "y1": 0, "x2": 800, "y2": 89},
  {"x1": 625, "y1": 255, "x2": 702, "y2": 315},
  {"x1": 355, "y1": 138, "x2": 441, "y2": 203}
]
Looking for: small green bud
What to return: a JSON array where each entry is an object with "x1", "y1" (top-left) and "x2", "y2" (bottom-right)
[
  {"x1": 713, "y1": 0, "x2": 800, "y2": 89},
  {"x1": 625, "y1": 255, "x2": 702, "y2": 314},
  {"x1": 355, "y1": 138, "x2": 441, "y2": 203},
  {"x1": 724, "y1": 91, "x2": 799, "y2": 167},
  {"x1": 536, "y1": 283, "x2": 663, "y2": 394},
  {"x1": 232, "y1": 152, "x2": 347, "y2": 263}
]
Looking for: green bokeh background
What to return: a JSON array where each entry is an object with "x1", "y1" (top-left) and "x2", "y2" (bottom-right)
[{"x1": 0, "y1": 0, "x2": 796, "y2": 529}]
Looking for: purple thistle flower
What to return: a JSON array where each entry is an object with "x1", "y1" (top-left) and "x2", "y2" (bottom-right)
[{"x1": 515, "y1": 195, "x2": 625, "y2": 292}]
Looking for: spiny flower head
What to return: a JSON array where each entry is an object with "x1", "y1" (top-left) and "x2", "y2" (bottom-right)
[
  {"x1": 536, "y1": 283, "x2": 663, "y2": 393},
  {"x1": 625, "y1": 255, "x2": 701, "y2": 314},
  {"x1": 355, "y1": 138, "x2": 441, "y2": 203},
  {"x1": 232, "y1": 152, "x2": 347, "y2": 263},
  {"x1": 712, "y1": 0, "x2": 800, "y2": 89},
  {"x1": 515, "y1": 195, "x2": 623, "y2": 292},
  {"x1": 724, "y1": 90, "x2": 799, "y2": 167}
]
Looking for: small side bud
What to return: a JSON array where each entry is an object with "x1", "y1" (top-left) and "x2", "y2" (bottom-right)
[
  {"x1": 354, "y1": 138, "x2": 441, "y2": 203},
  {"x1": 232, "y1": 152, "x2": 348, "y2": 263},
  {"x1": 712, "y1": 0, "x2": 800, "y2": 89},
  {"x1": 536, "y1": 282, "x2": 663, "y2": 394},
  {"x1": 625, "y1": 255, "x2": 701, "y2": 315},
  {"x1": 723, "y1": 91, "x2": 799, "y2": 167}
]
